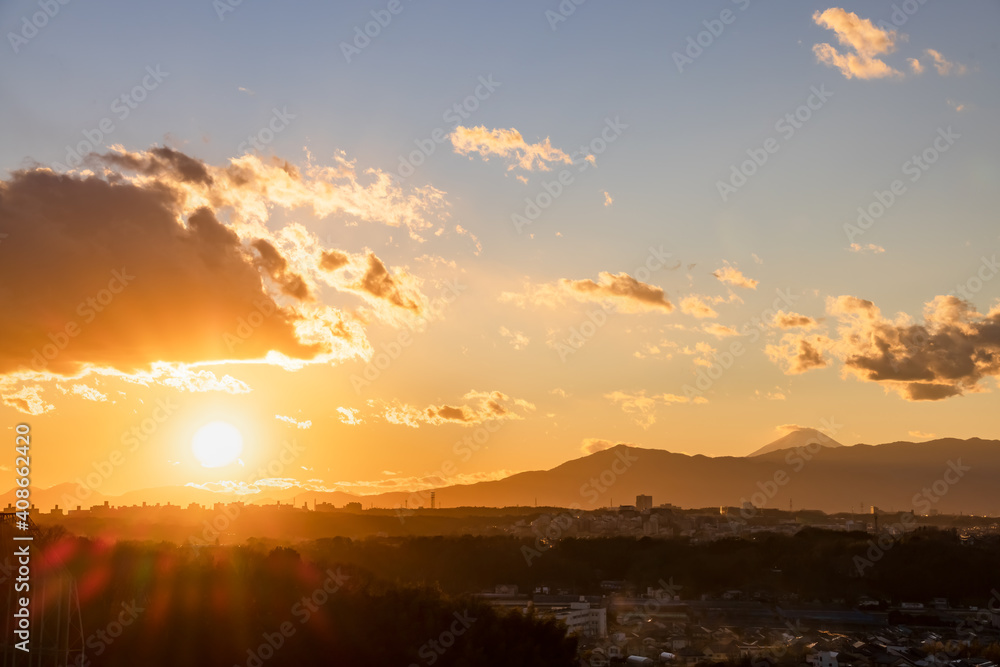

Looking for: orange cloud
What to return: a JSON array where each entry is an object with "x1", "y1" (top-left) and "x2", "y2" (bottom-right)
[
  {"x1": 703, "y1": 323, "x2": 741, "y2": 338},
  {"x1": 0, "y1": 385, "x2": 54, "y2": 415},
  {"x1": 0, "y1": 170, "x2": 321, "y2": 376},
  {"x1": 450, "y1": 126, "x2": 573, "y2": 172},
  {"x1": 849, "y1": 242, "x2": 885, "y2": 254},
  {"x1": 680, "y1": 296, "x2": 718, "y2": 319},
  {"x1": 829, "y1": 294, "x2": 1000, "y2": 400},
  {"x1": 502, "y1": 272, "x2": 673, "y2": 313},
  {"x1": 581, "y1": 438, "x2": 633, "y2": 455},
  {"x1": 765, "y1": 294, "x2": 1000, "y2": 401},
  {"x1": 774, "y1": 311, "x2": 819, "y2": 330},
  {"x1": 605, "y1": 390, "x2": 706, "y2": 429},
  {"x1": 371, "y1": 390, "x2": 535, "y2": 428},
  {"x1": 925, "y1": 49, "x2": 967, "y2": 76},
  {"x1": 0, "y1": 147, "x2": 455, "y2": 407},
  {"x1": 812, "y1": 8, "x2": 902, "y2": 80},
  {"x1": 765, "y1": 335, "x2": 832, "y2": 374},
  {"x1": 712, "y1": 263, "x2": 758, "y2": 289}
]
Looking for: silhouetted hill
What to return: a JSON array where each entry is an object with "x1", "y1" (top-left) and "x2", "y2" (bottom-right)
[
  {"x1": 9, "y1": 438, "x2": 999, "y2": 515},
  {"x1": 366, "y1": 437, "x2": 1000, "y2": 514}
]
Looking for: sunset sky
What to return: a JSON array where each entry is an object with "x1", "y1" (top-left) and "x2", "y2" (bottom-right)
[{"x1": 1, "y1": 1, "x2": 998, "y2": 499}]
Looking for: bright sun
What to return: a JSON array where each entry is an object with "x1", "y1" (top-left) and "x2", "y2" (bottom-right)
[{"x1": 191, "y1": 421, "x2": 243, "y2": 468}]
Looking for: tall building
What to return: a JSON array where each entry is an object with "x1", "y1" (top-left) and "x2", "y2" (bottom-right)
[
  {"x1": 636, "y1": 494, "x2": 653, "y2": 512},
  {"x1": 430, "y1": 491, "x2": 436, "y2": 509}
]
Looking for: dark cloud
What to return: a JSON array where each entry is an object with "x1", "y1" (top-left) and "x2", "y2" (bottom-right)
[
  {"x1": 98, "y1": 146, "x2": 214, "y2": 185},
  {"x1": 766, "y1": 335, "x2": 830, "y2": 375},
  {"x1": 251, "y1": 239, "x2": 312, "y2": 300},
  {"x1": 563, "y1": 272, "x2": 673, "y2": 311},
  {"x1": 835, "y1": 295, "x2": 1000, "y2": 400},
  {"x1": 0, "y1": 169, "x2": 325, "y2": 376},
  {"x1": 428, "y1": 406, "x2": 470, "y2": 422},
  {"x1": 355, "y1": 253, "x2": 421, "y2": 312},
  {"x1": 768, "y1": 294, "x2": 1000, "y2": 401},
  {"x1": 775, "y1": 312, "x2": 819, "y2": 329},
  {"x1": 320, "y1": 250, "x2": 349, "y2": 271}
]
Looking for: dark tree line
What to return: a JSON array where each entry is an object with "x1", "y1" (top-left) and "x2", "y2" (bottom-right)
[
  {"x1": 3, "y1": 533, "x2": 577, "y2": 667},
  {"x1": 295, "y1": 528, "x2": 1000, "y2": 604}
]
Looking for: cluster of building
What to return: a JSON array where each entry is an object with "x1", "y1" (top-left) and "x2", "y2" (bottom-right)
[
  {"x1": 11, "y1": 494, "x2": 1000, "y2": 544},
  {"x1": 502, "y1": 496, "x2": 1000, "y2": 543},
  {"x1": 5, "y1": 499, "x2": 365, "y2": 519},
  {"x1": 476, "y1": 584, "x2": 1000, "y2": 667}
]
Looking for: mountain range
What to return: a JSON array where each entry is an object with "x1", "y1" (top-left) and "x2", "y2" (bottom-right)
[{"x1": 7, "y1": 434, "x2": 999, "y2": 516}]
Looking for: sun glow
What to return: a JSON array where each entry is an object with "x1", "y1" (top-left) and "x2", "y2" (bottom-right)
[{"x1": 191, "y1": 421, "x2": 244, "y2": 468}]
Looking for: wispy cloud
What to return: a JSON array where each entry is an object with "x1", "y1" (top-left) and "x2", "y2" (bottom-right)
[
  {"x1": 680, "y1": 295, "x2": 718, "y2": 319},
  {"x1": 502, "y1": 272, "x2": 673, "y2": 313},
  {"x1": 450, "y1": 125, "x2": 573, "y2": 172},
  {"x1": 581, "y1": 438, "x2": 633, "y2": 455},
  {"x1": 712, "y1": 263, "x2": 758, "y2": 289},
  {"x1": 925, "y1": 49, "x2": 967, "y2": 76},
  {"x1": 605, "y1": 390, "x2": 706, "y2": 429},
  {"x1": 498, "y1": 326, "x2": 530, "y2": 350},
  {"x1": 276, "y1": 414, "x2": 312, "y2": 429},
  {"x1": 1, "y1": 385, "x2": 54, "y2": 415},
  {"x1": 371, "y1": 390, "x2": 535, "y2": 428}
]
